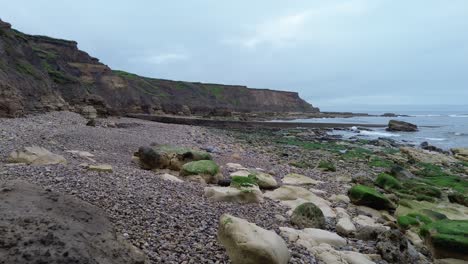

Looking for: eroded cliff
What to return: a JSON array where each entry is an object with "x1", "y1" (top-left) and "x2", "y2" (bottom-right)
[{"x1": 0, "y1": 19, "x2": 318, "y2": 117}]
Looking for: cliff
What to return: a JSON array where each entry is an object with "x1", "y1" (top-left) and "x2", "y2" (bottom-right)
[{"x1": 0, "y1": 19, "x2": 318, "y2": 117}]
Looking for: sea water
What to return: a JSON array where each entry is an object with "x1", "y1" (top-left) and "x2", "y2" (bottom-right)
[{"x1": 288, "y1": 111, "x2": 468, "y2": 149}]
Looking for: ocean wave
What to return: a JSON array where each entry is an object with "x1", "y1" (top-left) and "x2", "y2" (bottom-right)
[
  {"x1": 449, "y1": 114, "x2": 468, "y2": 118},
  {"x1": 416, "y1": 137, "x2": 447, "y2": 141},
  {"x1": 359, "y1": 130, "x2": 401, "y2": 137},
  {"x1": 410, "y1": 114, "x2": 443, "y2": 117}
]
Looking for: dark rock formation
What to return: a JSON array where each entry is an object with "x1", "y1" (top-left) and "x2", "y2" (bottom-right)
[
  {"x1": 386, "y1": 120, "x2": 418, "y2": 132},
  {"x1": 0, "y1": 181, "x2": 147, "y2": 264},
  {"x1": 0, "y1": 19, "x2": 318, "y2": 118}
]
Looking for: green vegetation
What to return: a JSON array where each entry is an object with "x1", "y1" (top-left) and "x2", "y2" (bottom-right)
[
  {"x1": 156, "y1": 145, "x2": 212, "y2": 160},
  {"x1": 15, "y1": 60, "x2": 40, "y2": 79},
  {"x1": 397, "y1": 213, "x2": 433, "y2": 229},
  {"x1": 181, "y1": 160, "x2": 219, "y2": 176},
  {"x1": 375, "y1": 173, "x2": 402, "y2": 190},
  {"x1": 415, "y1": 163, "x2": 468, "y2": 193},
  {"x1": 41, "y1": 61, "x2": 77, "y2": 84},
  {"x1": 420, "y1": 220, "x2": 468, "y2": 255},
  {"x1": 318, "y1": 160, "x2": 336, "y2": 172},
  {"x1": 291, "y1": 202, "x2": 325, "y2": 229},
  {"x1": 175, "y1": 82, "x2": 187, "y2": 90},
  {"x1": 113, "y1": 70, "x2": 140, "y2": 79},
  {"x1": 231, "y1": 175, "x2": 258, "y2": 188},
  {"x1": 205, "y1": 85, "x2": 224, "y2": 99},
  {"x1": 32, "y1": 46, "x2": 57, "y2": 60},
  {"x1": 369, "y1": 156, "x2": 394, "y2": 168},
  {"x1": 223, "y1": 217, "x2": 233, "y2": 225},
  {"x1": 341, "y1": 147, "x2": 373, "y2": 160},
  {"x1": 348, "y1": 185, "x2": 394, "y2": 210},
  {"x1": 448, "y1": 192, "x2": 468, "y2": 207}
]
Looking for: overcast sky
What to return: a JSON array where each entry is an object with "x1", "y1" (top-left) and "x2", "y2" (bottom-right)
[{"x1": 1, "y1": 0, "x2": 467, "y2": 111}]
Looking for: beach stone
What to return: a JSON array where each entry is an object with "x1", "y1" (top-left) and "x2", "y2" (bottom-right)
[
  {"x1": 80, "y1": 105, "x2": 97, "y2": 119},
  {"x1": 282, "y1": 173, "x2": 323, "y2": 185},
  {"x1": 0, "y1": 181, "x2": 147, "y2": 264},
  {"x1": 87, "y1": 164, "x2": 113, "y2": 173},
  {"x1": 435, "y1": 259, "x2": 468, "y2": 264},
  {"x1": 420, "y1": 219, "x2": 468, "y2": 260},
  {"x1": 386, "y1": 120, "x2": 418, "y2": 132},
  {"x1": 330, "y1": 194, "x2": 350, "y2": 204},
  {"x1": 405, "y1": 230, "x2": 424, "y2": 248},
  {"x1": 348, "y1": 185, "x2": 395, "y2": 210},
  {"x1": 390, "y1": 165, "x2": 415, "y2": 179},
  {"x1": 180, "y1": 160, "x2": 222, "y2": 184},
  {"x1": 280, "y1": 227, "x2": 347, "y2": 247},
  {"x1": 158, "y1": 173, "x2": 183, "y2": 183},
  {"x1": 265, "y1": 186, "x2": 335, "y2": 218},
  {"x1": 290, "y1": 202, "x2": 326, "y2": 229},
  {"x1": 400, "y1": 147, "x2": 458, "y2": 165},
  {"x1": 226, "y1": 163, "x2": 247, "y2": 171},
  {"x1": 218, "y1": 214, "x2": 290, "y2": 264},
  {"x1": 204, "y1": 186, "x2": 263, "y2": 204},
  {"x1": 8, "y1": 146, "x2": 67, "y2": 165},
  {"x1": 336, "y1": 217, "x2": 356, "y2": 236},
  {"x1": 353, "y1": 215, "x2": 390, "y2": 240},
  {"x1": 356, "y1": 206, "x2": 383, "y2": 219}
]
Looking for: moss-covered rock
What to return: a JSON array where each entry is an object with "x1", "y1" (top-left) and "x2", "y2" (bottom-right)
[
  {"x1": 448, "y1": 192, "x2": 468, "y2": 207},
  {"x1": 318, "y1": 160, "x2": 336, "y2": 172},
  {"x1": 230, "y1": 175, "x2": 258, "y2": 189},
  {"x1": 397, "y1": 213, "x2": 432, "y2": 229},
  {"x1": 181, "y1": 160, "x2": 219, "y2": 176},
  {"x1": 420, "y1": 219, "x2": 468, "y2": 260},
  {"x1": 348, "y1": 185, "x2": 395, "y2": 210},
  {"x1": 290, "y1": 202, "x2": 325, "y2": 229},
  {"x1": 136, "y1": 145, "x2": 211, "y2": 171},
  {"x1": 375, "y1": 173, "x2": 402, "y2": 190}
]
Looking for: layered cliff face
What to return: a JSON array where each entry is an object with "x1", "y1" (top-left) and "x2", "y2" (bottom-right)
[{"x1": 0, "y1": 19, "x2": 318, "y2": 118}]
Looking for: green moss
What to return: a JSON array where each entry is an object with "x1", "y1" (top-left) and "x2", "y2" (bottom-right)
[
  {"x1": 112, "y1": 70, "x2": 140, "y2": 79},
  {"x1": 277, "y1": 138, "x2": 345, "y2": 153},
  {"x1": 223, "y1": 217, "x2": 233, "y2": 225},
  {"x1": 341, "y1": 147, "x2": 373, "y2": 160},
  {"x1": 231, "y1": 175, "x2": 258, "y2": 188},
  {"x1": 397, "y1": 213, "x2": 433, "y2": 229},
  {"x1": 369, "y1": 157, "x2": 394, "y2": 168},
  {"x1": 318, "y1": 160, "x2": 336, "y2": 172},
  {"x1": 291, "y1": 202, "x2": 325, "y2": 229},
  {"x1": 420, "y1": 220, "x2": 468, "y2": 255},
  {"x1": 375, "y1": 173, "x2": 402, "y2": 190},
  {"x1": 156, "y1": 145, "x2": 211, "y2": 160},
  {"x1": 205, "y1": 85, "x2": 224, "y2": 99},
  {"x1": 181, "y1": 160, "x2": 219, "y2": 176},
  {"x1": 348, "y1": 185, "x2": 394, "y2": 210},
  {"x1": 289, "y1": 161, "x2": 310, "y2": 168}
]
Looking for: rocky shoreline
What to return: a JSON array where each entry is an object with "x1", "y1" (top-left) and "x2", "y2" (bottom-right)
[{"x1": 1, "y1": 111, "x2": 467, "y2": 263}]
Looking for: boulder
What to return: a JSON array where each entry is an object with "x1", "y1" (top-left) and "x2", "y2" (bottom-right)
[
  {"x1": 353, "y1": 215, "x2": 390, "y2": 240},
  {"x1": 348, "y1": 185, "x2": 394, "y2": 210},
  {"x1": 308, "y1": 244, "x2": 375, "y2": 264},
  {"x1": 0, "y1": 181, "x2": 147, "y2": 264},
  {"x1": 218, "y1": 214, "x2": 290, "y2": 264},
  {"x1": 8, "y1": 146, "x2": 67, "y2": 165},
  {"x1": 180, "y1": 160, "x2": 222, "y2": 184},
  {"x1": 226, "y1": 163, "x2": 247, "y2": 171},
  {"x1": 280, "y1": 227, "x2": 347, "y2": 247},
  {"x1": 420, "y1": 219, "x2": 468, "y2": 260},
  {"x1": 290, "y1": 202, "x2": 326, "y2": 229},
  {"x1": 282, "y1": 173, "x2": 323, "y2": 185},
  {"x1": 386, "y1": 120, "x2": 418, "y2": 132},
  {"x1": 390, "y1": 165, "x2": 415, "y2": 179},
  {"x1": 135, "y1": 145, "x2": 212, "y2": 171},
  {"x1": 80, "y1": 105, "x2": 97, "y2": 119},
  {"x1": 204, "y1": 186, "x2": 263, "y2": 204}
]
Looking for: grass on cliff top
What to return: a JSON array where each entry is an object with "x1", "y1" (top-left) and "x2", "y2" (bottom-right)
[{"x1": 113, "y1": 70, "x2": 140, "y2": 79}]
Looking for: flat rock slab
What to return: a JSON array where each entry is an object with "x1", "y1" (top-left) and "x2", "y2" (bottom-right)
[{"x1": 0, "y1": 181, "x2": 147, "y2": 264}]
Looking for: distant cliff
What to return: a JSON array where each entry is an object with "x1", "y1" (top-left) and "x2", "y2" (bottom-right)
[{"x1": 0, "y1": 19, "x2": 318, "y2": 117}]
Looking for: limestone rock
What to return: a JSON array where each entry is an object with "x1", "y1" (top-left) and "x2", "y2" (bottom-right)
[
  {"x1": 0, "y1": 181, "x2": 148, "y2": 264},
  {"x1": 204, "y1": 186, "x2": 263, "y2": 204},
  {"x1": 376, "y1": 230, "x2": 412, "y2": 263},
  {"x1": 282, "y1": 173, "x2": 323, "y2": 185},
  {"x1": 451, "y1": 148, "x2": 468, "y2": 162},
  {"x1": 265, "y1": 186, "x2": 335, "y2": 218},
  {"x1": 218, "y1": 214, "x2": 290, "y2": 264},
  {"x1": 230, "y1": 170, "x2": 278, "y2": 189},
  {"x1": 280, "y1": 227, "x2": 347, "y2": 247},
  {"x1": 180, "y1": 160, "x2": 222, "y2": 184},
  {"x1": 400, "y1": 147, "x2": 458, "y2": 165},
  {"x1": 87, "y1": 164, "x2": 113, "y2": 173},
  {"x1": 348, "y1": 185, "x2": 394, "y2": 210},
  {"x1": 386, "y1": 120, "x2": 418, "y2": 132},
  {"x1": 353, "y1": 215, "x2": 390, "y2": 240},
  {"x1": 336, "y1": 217, "x2": 356, "y2": 236},
  {"x1": 8, "y1": 146, "x2": 67, "y2": 165},
  {"x1": 158, "y1": 173, "x2": 183, "y2": 183},
  {"x1": 420, "y1": 219, "x2": 468, "y2": 260},
  {"x1": 226, "y1": 163, "x2": 247, "y2": 171}
]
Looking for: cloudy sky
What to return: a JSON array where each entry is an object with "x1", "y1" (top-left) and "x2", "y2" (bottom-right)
[{"x1": 2, "y1": 0, "x2": 467, "y2": 111}]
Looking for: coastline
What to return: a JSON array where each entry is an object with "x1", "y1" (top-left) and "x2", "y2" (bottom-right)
[{"x1": 1, "y1": 111, "x2": 467, "y2": 263}]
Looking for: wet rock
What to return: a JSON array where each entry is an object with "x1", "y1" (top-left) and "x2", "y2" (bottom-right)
[
  {"x1": 451, "y1": 148, "x2": 468, "y2": 162},
  {"x1": 348, "y1": 185, "x2": 395, "y2": 210},
  {"x1": 218, "y1": 214, "x2": 290, "y2": 264},
  {"x1": 376, "y1": 230, "x2": 412, "y2": 263},
  {"x1": 135, "y1": 145, "x2": 212, "y2": 171},
  {"x1": 420, "y1": 219, "x2": 468, "y2": 260},
  {"x1": 400, "y1": 147, "x2": 457, "y2": 165},
  {"x1": 386, "y1": 120, "x2": 418, "y2": 132}
]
